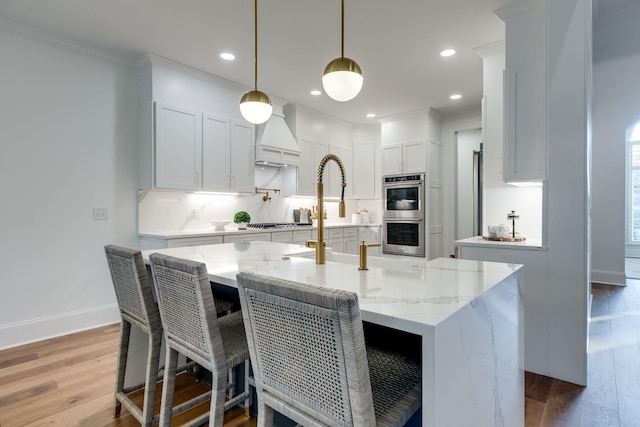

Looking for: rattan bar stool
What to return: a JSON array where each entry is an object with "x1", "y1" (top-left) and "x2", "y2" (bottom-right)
[
  {"x1": 105, "y1": 244, "x2": 163, "y2": 427},
  {"x1": 149, "y1": 253, "x2": 251, "y2": 427},
  {"x1": 236, "y1": 272, "x2": 422, "y2": 427}
]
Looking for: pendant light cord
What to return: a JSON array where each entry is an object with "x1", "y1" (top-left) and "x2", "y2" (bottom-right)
[
  {"x1": 254, "y1": 0, "x2": 258, "y2": 90},
  {"x1": 341, "y1": 0, "x2": 345, "y2": 59}
]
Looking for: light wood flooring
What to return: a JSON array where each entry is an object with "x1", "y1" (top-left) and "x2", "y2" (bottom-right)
[{"x1": 1, "y1": 282, "x2": 639, "y2": 426}]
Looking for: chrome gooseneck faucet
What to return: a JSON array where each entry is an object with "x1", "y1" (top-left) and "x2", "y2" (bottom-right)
[{"x1": 306, "y1": 154, "x2": 346, "y2": 264}]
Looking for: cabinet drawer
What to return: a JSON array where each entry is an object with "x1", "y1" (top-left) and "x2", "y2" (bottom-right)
[
  {"x1": 343, "y1": 227, "x2": 357, "y2": 238},
  {"x1": 271, "y1": 231, "x2": 293, "y2": 243},
  {"x1": 223, "y1": 233, "x2": 270, "y2": 243},
  {"x1": 166, "y1": 236, "x2": 223, "y2": 248},
  {"x1": 292, "y1": 230, "x2": 312, "y2": 243},
  {"x1": 327, "y1": 228, "x2": 344, "y2": 239}
]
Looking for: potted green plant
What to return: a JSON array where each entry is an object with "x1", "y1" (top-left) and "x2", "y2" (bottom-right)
[{"x1": 233, "y1": 211, "x2": 251, "y2": 230}]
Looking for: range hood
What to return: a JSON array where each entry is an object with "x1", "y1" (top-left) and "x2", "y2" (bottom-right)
[{"x1": 255, "y1": 113, "x2": 301, "y2": 167}]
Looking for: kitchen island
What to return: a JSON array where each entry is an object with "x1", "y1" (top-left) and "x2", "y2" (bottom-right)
[{"x1": 140, "y1": 242, "x2": 524, "y2": 427}]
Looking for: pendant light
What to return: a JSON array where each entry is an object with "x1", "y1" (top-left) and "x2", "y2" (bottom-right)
[
  {"x1": 240, "y1": 0, "x2": 272, "y2": 124},
  {"x1": 322, "y1": 0, "x2": 363, "y2": 102}
]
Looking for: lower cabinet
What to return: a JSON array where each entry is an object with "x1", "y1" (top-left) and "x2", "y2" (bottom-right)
[
  {"x1": 139, "y1": 235, "x2": 223, "y2": 250},
  {"x1": 223, "y1": 233, "x2": 271, "y2": 244}
]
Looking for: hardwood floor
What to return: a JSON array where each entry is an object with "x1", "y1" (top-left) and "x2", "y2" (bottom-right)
[{"x1": 1, "y1": 281, "x2": 639, "y2": 426}]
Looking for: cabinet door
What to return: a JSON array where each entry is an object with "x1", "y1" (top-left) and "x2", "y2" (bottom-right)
[
  {"x1": 230, "y1": 121, "x2": 255, "y2": 193},
  {"x1": 403, "y1": 141, "x2": 427, "y2": 173},
  {"x1": 314, "y1": 141, "x2": 329, "y2": 195},
  {"x1": 297, "y1": 137, "x2": 315, "y2": 196},
  {"x1": 353, "y1": 141, "x2": 375, "y2": 198},
  {"x1": 155, "y1": 103, "x2": 201, "y2": 190},
  {"x1": 328, "y1": 145, "x2": 352, "y2": 198},
  {"x1": 271, "y1": 231, "x2": 293, "y2": 243},
  {"x1": 504, "y1": 59, "x2": 546, "y2": 182},
  {"x1": 202, "y1": 114, "x2": 230, "y2": 192},
  {"x1": 343, "y1": 237, "x2": 358, "y2": 255},
  {"x1": 382, "y1": 144, "x2": 403, "y2": 175}
]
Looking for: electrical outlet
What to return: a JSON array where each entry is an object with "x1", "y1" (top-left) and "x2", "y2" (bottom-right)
[
  {"x1": 194, "y1": 208, "x2": 201, "y2": 220},
  {"x1": 93, "y1": 207, "x2": 108, "y2": 220}
]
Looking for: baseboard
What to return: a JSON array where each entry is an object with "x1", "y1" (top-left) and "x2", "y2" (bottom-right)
[
  {"x1": 591, "y1": 269, "x2": 627, "y2": 287},
  {"x1": 0, "y1": 304, "x2": 120, "y2": 351}
]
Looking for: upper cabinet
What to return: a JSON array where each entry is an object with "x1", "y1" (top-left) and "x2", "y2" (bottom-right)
[
  {"x1": 352, "y1": 141, "x2": 377, "y2": 199},
  {"x1": 381, "y1": 141, "x2": 426, "y2": 175},
  {"x1": 149, "y1": 102, "x2": 254, "y2": 192},
  {"x1": 297, "y1": 137, "x2": 353, "y2": 198},
  {"x1": 154, "y1": 103, "x2": 202, "y2": 190},
  {"x1": 202, "y1": 114, "x2": 255, "y2": 193},
  {"x1": 497, "y1": 0, "x2": 547, "y2": 182}
]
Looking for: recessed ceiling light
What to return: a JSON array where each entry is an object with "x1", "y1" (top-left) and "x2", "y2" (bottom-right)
[
  {"x1": 220, "y1": 52, "x2": 235, "y2": 61},
  {"x1": 440, "y1": 49, "x2": 456, "y2": 57},
  {"x1": 366, "y1": 113, "x2": 376, "y2": 118},
  {"x1": 450, "y1": 94, "x2": 462, "y2": 100},
  {"x1": 310, "y1": 90, "x2": 322, "y2": 96}
]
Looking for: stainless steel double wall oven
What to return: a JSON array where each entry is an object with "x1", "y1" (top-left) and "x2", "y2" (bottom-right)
[{"x1": 382, "y1": 173, "x2": 426, "y2": 257}]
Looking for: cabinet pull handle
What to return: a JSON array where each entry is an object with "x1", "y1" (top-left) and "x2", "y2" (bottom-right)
[
  {"x1": 232, "y1": 175, "x2": 236, "y2": 188},
  {"x1": 196, "y1": 171, "x2": 200, "y2": 186}
]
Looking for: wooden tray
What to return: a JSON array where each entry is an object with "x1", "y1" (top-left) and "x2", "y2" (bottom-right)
[{"x1": 482, "y1": 236, "x2": 527, "y2": 242}]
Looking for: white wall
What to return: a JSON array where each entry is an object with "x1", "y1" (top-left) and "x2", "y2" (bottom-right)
[
  {"x1": 592, "y1": 13, "x2": 640, "y2": 285},
  {"x1": 0, "y1": 23, "x2": 139, "y2": 349}
]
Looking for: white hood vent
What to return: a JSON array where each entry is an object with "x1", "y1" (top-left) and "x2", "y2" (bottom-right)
[{"x1": 255, "y1": 113, "x2": 301, "y2": 167}]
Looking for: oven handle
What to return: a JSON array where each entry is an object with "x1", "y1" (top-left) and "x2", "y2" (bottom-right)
[
  {"x1": 383, "y1": 181, "x2": 424, "y2": 189},
  {"x1": 383, "y1": 217, "x2": 423, "y2": 222}
]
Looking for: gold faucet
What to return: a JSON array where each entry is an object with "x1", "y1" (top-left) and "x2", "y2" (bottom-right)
[
  {"x1": 305, "y1": 154, "x2": 346, "y2": 264},
  {"x1": 358, "y1": 241, "x2": 382, "y2": 270},
  {"x1": 255, "y1": 187, "x2": 280, "y2": 202}
]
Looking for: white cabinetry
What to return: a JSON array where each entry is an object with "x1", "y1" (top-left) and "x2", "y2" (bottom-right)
[
  {"x1": 297, "y1": 138, "x2": 352, "y2": 198},
  {"x1": 202, "y1": 115, "x2": 255, "y2": 193},
  {"x1": 381, "y1": 141, "x2": 426, "y2": 175},
  {"x1": 328, "y1": 145, "x2": 352, "y2": 198},
  {"x1": 270, "y1": 231, "x2": 293, "y2": 243},
  {"x1": 154, "y1": 103, "x2": 202, "y2": 190},
  {"x1": 352, "y1": 141, "x2": 376, "y2": 199},
  {"x1": 223, "y1": 233, "x2": 271, "y2": 244},
  {"x1": 498, "y1": 1, "x2": 546, "y2": 182},
  {"x1": 358, "y1": 226, "x2": 381, "y2": 256},
  {"x1": 139, "y1": 235, "x2": 223, "y2": 250},
  {"x1": 152, "y1": 103, "x2": 254, "y2": 192},
  {"x1": 325, "y1": 227, "x2": 358, "y2": 254}
]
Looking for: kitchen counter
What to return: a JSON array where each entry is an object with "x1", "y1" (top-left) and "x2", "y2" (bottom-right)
[
  {"x1": 455, "y1": 235, "x2": 546, "y2": 250},
  {"x1": 139, "y1": 242, "x2": 523, "y2": 427},
  {"x1": 138, "y1": 223, "x2": 380, "y2": 239}
]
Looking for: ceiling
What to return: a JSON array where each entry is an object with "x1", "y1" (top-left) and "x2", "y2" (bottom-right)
[{"x1": 0, "y1": 0, "x2": 622, "y2": 124}]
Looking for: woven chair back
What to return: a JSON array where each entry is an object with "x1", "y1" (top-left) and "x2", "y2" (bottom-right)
[
  {"x1": 149, "y1": 253, "x2": 225, "y2": 367},
  {"x1": 237, "y1": 272, "x2": 376, "y2": 427},
  {"x1": 105, "y1": 245, "x2": 159, "y2": 330}
]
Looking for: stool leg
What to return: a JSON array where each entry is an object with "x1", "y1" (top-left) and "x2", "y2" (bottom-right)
[
  {"x1": 113, "y1": 320, "x2": 131, "y2": 418},
  {"x1": 210, "y1": 366, "x2": 227, "y2": 427},
  {"x1": 244, "y1": 360, "x2": 251, "y2": 417},
  {"x1": 141, "y1": 331, "x2": 162, "y2": 426},
  {"x1": 159, "y1": 347, "x2": 178, "y2": 427}
]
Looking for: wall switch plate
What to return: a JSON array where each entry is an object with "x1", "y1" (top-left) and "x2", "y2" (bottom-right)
[
  {"x1": 194, "y1": 208, "x2": 201, "y2": 220},
  {"x1": 93, "y1": 207, "x2": 108, "y2": 220}
]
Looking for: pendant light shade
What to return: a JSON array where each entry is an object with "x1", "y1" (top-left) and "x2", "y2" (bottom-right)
[
  {"x1": 322, "y1": 0, "x2": 363, "y2": 102},
  {"x1": 240, "y1": 90, "x2": 272, "y2": 124},
  {"x1": 322, "y1": 57, "x2": 363, "y2": 102},
  {"x1": 240, "y1": 0, "x2": 272, "y2": 124}
]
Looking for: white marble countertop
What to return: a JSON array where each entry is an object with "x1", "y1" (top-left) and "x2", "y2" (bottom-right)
[
  {"x1": 141, "y1": 241, "x2": 522, "y2": 333},
  {"x1": 139, "y1": 223, "x2": 381, "y2": 239},
  {"x1": 454, "y1": 235, "x2": 546, "y2": 250}
]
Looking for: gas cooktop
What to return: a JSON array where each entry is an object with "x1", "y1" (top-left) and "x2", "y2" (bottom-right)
[{"x1": 246, "y1": 223, "x2": 313, "y2": 229}]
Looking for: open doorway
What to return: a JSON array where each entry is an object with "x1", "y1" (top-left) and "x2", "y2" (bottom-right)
[
  {"x1": 455, "y1": 128, "x2": 483, "y2": 240},
  {"x1": 625, "y1": 120, "x2": 640, "y2": 278}
]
